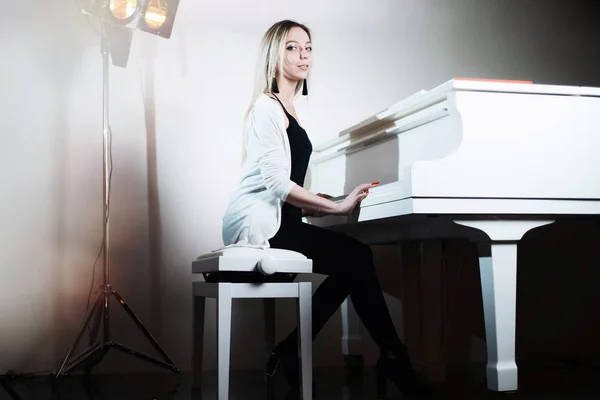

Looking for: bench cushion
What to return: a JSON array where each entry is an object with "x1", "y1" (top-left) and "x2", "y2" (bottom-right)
[{"x1": 192, "y1": 245, "x2": 312, "y2": 274}]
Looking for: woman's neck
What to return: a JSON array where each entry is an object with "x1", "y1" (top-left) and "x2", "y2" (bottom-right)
[{"x1": 275, "y1": 77, "x2": 298, "y2": 104}]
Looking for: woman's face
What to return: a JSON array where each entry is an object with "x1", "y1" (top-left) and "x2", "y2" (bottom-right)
[{"x1": 281, "y1": 27, "x2": 312, "y2": 82}]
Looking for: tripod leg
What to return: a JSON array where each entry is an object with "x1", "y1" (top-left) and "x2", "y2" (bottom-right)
[
  {"x1": 89, "y1": 296, "x2": 104, "y2": 345},
  {"x1": 111, "y1": 290, "x2": 176, "y2": 366},
  {"x1": 62, "y1": 343, "x2": 106, "y2": 376},
  {"x1": 55, "y1": 295, "x2": 104, "y2": 376}
]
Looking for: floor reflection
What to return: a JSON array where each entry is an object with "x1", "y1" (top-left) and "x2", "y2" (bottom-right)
[{"x1": 0, "y1": 364, "x2": 598, "y2": 400}]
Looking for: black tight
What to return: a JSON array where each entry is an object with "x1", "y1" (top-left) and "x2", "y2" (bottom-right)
[{"x1": 269, "y1": 218, "x2": 404, "y2": 356}]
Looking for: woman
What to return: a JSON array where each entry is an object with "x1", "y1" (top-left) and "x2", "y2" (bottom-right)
[{"x1": 222, "y1": 20, "x2": 428, "y2": 398}]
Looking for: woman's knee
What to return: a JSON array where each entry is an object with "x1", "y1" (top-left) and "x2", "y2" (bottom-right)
[{"x1": 344, "y1": 239, "x2": 375, "y2": 275}]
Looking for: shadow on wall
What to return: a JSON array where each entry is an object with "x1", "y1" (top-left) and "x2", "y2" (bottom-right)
[
  {"x1": 0, "y1": 2, "x2": 91, "y2": 373},
  {"x1": 139, "y1": 36, "x2": 165, "y2": 356}
]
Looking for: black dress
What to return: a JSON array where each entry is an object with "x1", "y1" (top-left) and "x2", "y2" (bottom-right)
[
  {"x1": 268, "y1": 95, "x2": 402, "y2": 354},
  {"x1": 271, "y1": 96, "x2": 312, "y2": 223}
]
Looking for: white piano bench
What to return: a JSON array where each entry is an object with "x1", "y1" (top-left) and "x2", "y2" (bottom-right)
[{"x1": 191, "y1": 246, "x2": 313, "y2": 400}]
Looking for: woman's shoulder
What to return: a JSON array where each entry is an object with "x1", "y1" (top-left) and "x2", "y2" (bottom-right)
[
  {"x1": 249, "y1": 93, "x2": 285, "y2": 124},
  {"x1": 253, "y1": 93, "x2": 280, "y2": 113},
  {"x1": 254, "y1": 93, "x2": 277, "y2": 108}
]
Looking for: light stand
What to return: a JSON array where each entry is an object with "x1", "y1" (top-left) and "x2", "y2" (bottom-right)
[{"x1": 55, "y1": 2, "x2": 179, "y2": 377}]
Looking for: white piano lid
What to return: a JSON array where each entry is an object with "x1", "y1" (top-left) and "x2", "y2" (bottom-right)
[
  {"x1": 338, "y1": 89, "x2": 427, "y2": 137},
  {"x1": 337, "y1": 78, "x2": 600, "y2": 138},
  {"x1": 448, "y1": 77, "x2": 600, "y2": 97}
]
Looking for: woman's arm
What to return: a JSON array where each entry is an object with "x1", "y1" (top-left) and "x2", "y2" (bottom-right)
[
  {"x1": 248, "y1": 100, "x2": 297, "y2": 200},
  {"x1": 287, "y1": 182, "x2": 378, "y2": 216},
  {"x1": 287, "y1": 185, "x2": 341, "y2": 215},
  {"x1": 302, "y1": 193, "x2": 332, "y2": 217},
  {"x1": 248, "y1": 97, "x2": 378, "y2": 215}
]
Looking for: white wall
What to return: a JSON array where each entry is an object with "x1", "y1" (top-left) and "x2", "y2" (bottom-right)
[{"x1": 1, "y1": 0, "x2": 598, "y2": 374}]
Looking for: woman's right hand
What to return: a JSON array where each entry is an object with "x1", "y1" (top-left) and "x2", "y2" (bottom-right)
[{"x1": 335, "y1": 182, "x2": 379, "y2": 215}]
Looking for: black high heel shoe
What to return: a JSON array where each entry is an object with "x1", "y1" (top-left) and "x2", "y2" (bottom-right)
[
  {"x1": 265, "y1": 351, "x2": 300, "y2": 389},
  {"x1": 376, "y1": 356, "x2": 432, "y2": 399},
  {"x1": 265, "y1": 349, "x2": 316, "y2": 398}
]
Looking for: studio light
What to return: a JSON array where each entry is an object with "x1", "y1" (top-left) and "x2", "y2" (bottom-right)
[
  {"x1": 55, "y1": 0, "x2": 181, "y2": 378},
  {"x1": 83, "y1": 0, "x2": 180, "y2": 39}
]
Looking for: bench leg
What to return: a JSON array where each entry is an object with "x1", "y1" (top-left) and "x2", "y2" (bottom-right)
[
  {"x1": 298, "y1": 282, "x2": 312, "y2": 399},
  {"x1": 192, "y1": 294, "x2": 206, "y2": 388},
  {"x1": 217, "y1": 283, "x2": 233, "y2": 400},
  {"x1": 264, "y1": 299, "x2": 276, "y2": 362}
]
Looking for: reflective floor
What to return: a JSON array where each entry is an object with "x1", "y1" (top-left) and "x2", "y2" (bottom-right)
[{"x1": 1, "y1": 363, "x2": 598, "y2": 400}]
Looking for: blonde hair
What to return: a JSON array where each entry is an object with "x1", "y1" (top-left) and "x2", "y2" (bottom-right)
[{"x1": 241, "y1": 20, "x2": 312, "y2": 163}]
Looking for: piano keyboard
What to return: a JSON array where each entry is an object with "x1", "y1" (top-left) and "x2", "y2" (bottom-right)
[
  {"x1": 328, "y1": 181, "x2": 405, "y2": 207},
  {"x1": 361, "y1": 181, "x2": 404, "y2": 207}
]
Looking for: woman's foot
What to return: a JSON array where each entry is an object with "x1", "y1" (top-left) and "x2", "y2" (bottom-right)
[
  {"x1": 376, "y1": 357, "x2": 432, "y2": 398},
  {"x1": 265, "y1": 340, "x2": 316, "y2": 397},
  {"x1": 376, "y1": 343, "x2": 432, "y2": 398},
  {"x1": 265, "y1": 348, "x2": 300, "y2": 389}
]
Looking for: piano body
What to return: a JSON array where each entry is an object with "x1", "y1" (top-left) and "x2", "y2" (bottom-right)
[{"x1": 306, "y1": 78, "x2": 600, "y2": 392}]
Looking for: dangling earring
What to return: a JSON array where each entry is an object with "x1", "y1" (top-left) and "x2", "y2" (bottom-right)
[
  {"x1": 302, "y1": 79, "x2": 308, "y2": 96},
  {"x1": 271, "y1": 79, "x2": 279, "y2": 94}
]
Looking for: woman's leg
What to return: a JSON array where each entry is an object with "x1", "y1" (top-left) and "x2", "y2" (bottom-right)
[{"x1": 268, "y1": 219, "x2": 404, "y2": 358}]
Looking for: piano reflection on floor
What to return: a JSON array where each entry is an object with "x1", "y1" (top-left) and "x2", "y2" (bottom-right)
[{"x1": 306, "y1": 78, "x2": 600, "y2": 393}]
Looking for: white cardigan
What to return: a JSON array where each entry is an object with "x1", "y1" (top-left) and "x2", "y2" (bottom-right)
[{"x1": 222, "y1": 93, "x2": 298, "y2": 247}]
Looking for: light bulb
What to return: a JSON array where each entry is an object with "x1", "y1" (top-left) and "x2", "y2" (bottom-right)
[
  {"x1": 144, "y1": 0, "x2": 168, "y2": 29},
  {"x1": 109, "y1": 0, "x2": 138, "y2": 20}
]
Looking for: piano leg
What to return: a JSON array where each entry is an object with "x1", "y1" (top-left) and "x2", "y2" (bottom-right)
[
  {"x1": 341, "y1": 297, "x2": 364, "y2": 370},
  {"x1": 454, "y1": 220, "x2": 554, "y2": 392},
  {"x1": 400, "y1": 240, "x2": 447, "y2": 382}
]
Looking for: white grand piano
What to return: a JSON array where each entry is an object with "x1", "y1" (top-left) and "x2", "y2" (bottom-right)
[{"x1": 306, "y1": 78, "x2": 600, "y2": 392}]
